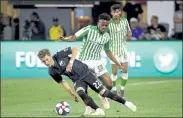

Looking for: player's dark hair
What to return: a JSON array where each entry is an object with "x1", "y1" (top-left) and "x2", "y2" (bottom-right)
[
  {"x1": 110, "y1": 4, "x2": 122, "y2": 11},
  {"x1": 98, "y1": 13, "x2": 111, "y2": 21},
  {"x1": 38, "y1": 49, "x2": 51, "y2": 58}
]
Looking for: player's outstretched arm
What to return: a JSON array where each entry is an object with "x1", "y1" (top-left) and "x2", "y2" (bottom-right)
[
  {"x1": 105, "y1": 50, "x2": 121, "y2": 68},
  {"x1": 60, "y1": 80, "x2": 79, "y2": 102},
  {"x1": 104, "y1": 42, "x2": 122, "y2": 68},
  {"x1": 58, "y1": 35, "x2": 77, "y2": 42}
]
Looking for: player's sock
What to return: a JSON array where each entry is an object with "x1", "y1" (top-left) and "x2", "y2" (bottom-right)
[
  {"x1": 120, "y1": 73, "x2": 128, "y2": 88},
  {"x1": 102, "y1": 90, "x2": 126, "y2": 104},
  {"x1": 120, "y1": 73, "x2": 128, "y2": 97},
  {"x1": 111, "y1": 74, "x2": 117, "y2": 92},
  {"x1": 77, "y1": 90, "x2": 99, "y2": 110}
]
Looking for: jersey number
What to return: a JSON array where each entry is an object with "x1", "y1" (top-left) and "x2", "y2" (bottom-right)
[{"x1": 93, "y1": 79, "x2": 102, "y2": 89}]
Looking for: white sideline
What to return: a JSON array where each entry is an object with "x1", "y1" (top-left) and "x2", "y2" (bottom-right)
[{"x1": 127, "y1": 80, "x2": 181, "y2": 86}]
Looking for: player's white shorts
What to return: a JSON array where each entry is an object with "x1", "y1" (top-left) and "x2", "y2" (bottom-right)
[
  {"x1": 110, "y1": 55, "x2": 129, "y2": 64},
  {"x1": 82, "y1": 60, "x2": 107, "y2": 77}
]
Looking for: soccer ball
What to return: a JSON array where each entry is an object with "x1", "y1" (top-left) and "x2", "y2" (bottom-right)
[{"x1": 55, "y1": 101, "x2": 71, "y2": 115}]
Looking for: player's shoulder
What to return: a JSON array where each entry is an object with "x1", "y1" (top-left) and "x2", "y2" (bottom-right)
[
  {"x1": 90, "y1": 25, "x2": 97, "y2": 30},
  {"x1": 82, "y1": 25, "x2": 92, "y2": 30},
  {"x1": 120, "y1": 17, "x2": 128, "y2": 22},
  {"x1": 48, "y1": 67, "x2": 54, "y2": 75}
]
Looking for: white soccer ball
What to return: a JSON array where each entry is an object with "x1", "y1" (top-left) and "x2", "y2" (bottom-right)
[{"x1": 55, "y1": 101, "x2": 71, "y2": 115}]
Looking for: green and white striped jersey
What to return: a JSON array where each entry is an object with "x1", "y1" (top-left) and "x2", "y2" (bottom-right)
[
  {"x1": 108, "y1": 17, "x2": 131, "y2": 57},
  {"x1": 75, "y1": 25, "x2": 110, "y2": 61}
]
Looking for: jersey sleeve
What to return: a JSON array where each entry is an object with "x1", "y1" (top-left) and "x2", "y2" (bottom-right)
[
  {"x1": 56, "y1": 47, "x2": 72, "y2": 58},
  {"x1": 75, "y1": 25, "x2": 90, "y2": 39},
  {"x1": 50, "y1": 73, "x2": 63, "y2": 83}
]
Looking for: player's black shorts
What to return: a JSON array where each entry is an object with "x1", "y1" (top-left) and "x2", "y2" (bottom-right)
[{"x1": 74, "y1": 70, "x2": 104, "y2": 93}]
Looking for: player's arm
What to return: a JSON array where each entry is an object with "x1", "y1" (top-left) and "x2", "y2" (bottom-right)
[
  {"x1": 66, "y1": 47, "x2": 78, "y2": 72},
  {"x1": 104, "y1": 42, "x2": 121, "y2": 67},
  {"x1": 126, "y1": 19, "x2": 132, "y2": 39},
  {"x1": 60, "y1": 80, "x2": 79, "y2": 102},
  {"x1": 50, "y1": 74, "x2": 79, "y2": 102},
  {"x1": 59, "y1": 35, "x2": 77, "y2": 42},
  {"x1": 59, "y1": 25, "x2": 90, "y2": 42}
]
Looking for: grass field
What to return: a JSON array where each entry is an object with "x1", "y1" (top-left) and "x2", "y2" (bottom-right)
[{"x1": 1, "y1": 78, "x2": 182, "y2": 117}]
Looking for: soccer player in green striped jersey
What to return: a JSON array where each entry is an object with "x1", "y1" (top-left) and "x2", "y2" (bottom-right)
[
  {"x1": 58, "y1": 13, "x2": 123, "y2": 115},
  {"x1": 108, "y1": 4, "x2": 132, "y2": 97}
]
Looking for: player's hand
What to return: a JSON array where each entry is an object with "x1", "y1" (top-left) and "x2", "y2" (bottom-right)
[
  {"x1": 71, "y1": 94, "x2": 79, "y2": 102},
  {"x1": 66, "y1": 63, "x2": 72, "y2": 72},
  {"x1": 57, "y1": 36, "x2": 64, "y2": 41},
  {"x1": 119, "y1": 65, "x2": 123, "y2": 72}
]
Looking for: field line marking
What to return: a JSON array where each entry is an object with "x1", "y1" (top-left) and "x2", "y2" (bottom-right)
[{"x1": 127, "y1": 80, "x2": 181, "y2": 86}]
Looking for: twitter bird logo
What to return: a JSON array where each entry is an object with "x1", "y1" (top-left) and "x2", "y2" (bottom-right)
[{"x1": 154, "y1": 48, "x2": 178, "y2": 73}]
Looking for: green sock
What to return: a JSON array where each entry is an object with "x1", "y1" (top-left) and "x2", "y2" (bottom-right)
[
  {"x1": 120, "y1": 73, "x2": 128, "y2": 90},
  {"x1": 113, "y1": 80, "x2": 117, "y2": 86},
  {"x1": 121, "y1": 79, "x2": 127, "y2": 87},
  {"x1": 111, "y1": 74, "x2": 117, "y2": 87}
]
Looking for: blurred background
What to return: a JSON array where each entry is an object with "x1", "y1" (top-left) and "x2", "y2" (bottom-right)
[{"x1": 0, "y1": 0, "x2": 182, "y2": 41}]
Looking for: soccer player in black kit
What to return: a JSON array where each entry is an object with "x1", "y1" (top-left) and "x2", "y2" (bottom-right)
[{"x1": 37, "y1": 47, "x2": 136, "y2": 115}]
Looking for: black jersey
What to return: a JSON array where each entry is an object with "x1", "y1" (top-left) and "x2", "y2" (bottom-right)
[{"x1": 48, "y1": 47, "x2": 90, "y2": 83}]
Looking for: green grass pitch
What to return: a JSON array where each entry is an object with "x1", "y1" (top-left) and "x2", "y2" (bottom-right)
[{"x1": 1, "y1": 78, "x2": 182, "y2": 117}]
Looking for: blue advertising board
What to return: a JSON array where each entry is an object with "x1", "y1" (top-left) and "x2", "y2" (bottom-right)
[{"x1": 1, "y1": 41, "x2": 182, "y2": 78}]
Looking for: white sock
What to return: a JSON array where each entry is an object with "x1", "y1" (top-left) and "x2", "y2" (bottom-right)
[
  {"x1": 120, "y1": 86, "x2": 125, "y2": 90},
  {"x1": 112, "y1": 86, "x2": 117, "y2": 91},
  {"x1": 121, "y1": 73, "x2": 128, "y2": 80},
  {"x1": 111, "y1": 74, "x2": 117, "y2": 82}
]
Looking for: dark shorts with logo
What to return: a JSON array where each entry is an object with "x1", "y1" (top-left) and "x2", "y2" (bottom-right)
[{"x1": 74, "y1": 70, "x2": 104, "y2": 93}]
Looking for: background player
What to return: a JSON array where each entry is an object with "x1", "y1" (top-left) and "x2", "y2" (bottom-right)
[
  {"x1": 58, "y1": 13, "x2": 122, "y2": 113},
  {"x1": 37, "y1": 47, "x2": 137, "y2": 115},
  {"x1": 108, "y1": 4, "x2": 132, "y2": 97}
]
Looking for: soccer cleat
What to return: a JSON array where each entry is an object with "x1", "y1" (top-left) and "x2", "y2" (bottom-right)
[
  {"x1": 120, "y1": 89, "x2": 124, "y2": 98},
  {"x1": 124, "y1": 101, "x2": 137, "y2": 112},
  {"x1": 91, "y1": 108, "x2": 105, "y2": 115},
  {"x1": 84, "y1": 106, "x2": 95, "y2": 115},
  {"x1": 98, "y1": 94, "x2": 110, "y2": 109}
]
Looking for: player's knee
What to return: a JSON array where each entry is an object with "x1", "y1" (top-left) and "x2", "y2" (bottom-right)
[
  {"x1": 76, "y1": 87, "x2": 86, "y2": 97},
  {"x1": 100, "y1": 89, "x2": 109, "y2": 97},
  {"x1": 112, "y1": 72, "x2": 117, "y2": 75}
]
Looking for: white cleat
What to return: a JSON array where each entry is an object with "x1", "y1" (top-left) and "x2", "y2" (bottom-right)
[
  {"x1": 98, "y1": 94, "x2": 110, "y2": 109},
  {"x1": 84, "y1": 106, "x2": 95, "y2": 115},
  {"x1": 124, "y1": 101, "x2": 137, "y2": 112},
  {"x1": 91, "y1": 108, "x2": 105, "y2": 115}
]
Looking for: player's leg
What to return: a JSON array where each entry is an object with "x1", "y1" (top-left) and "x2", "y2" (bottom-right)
[
  {"x1": 99, "y1": 89, "x2": 136, "y2": 112},
  {"x1": 110, "y1": 63, "x2": 118, "y2": 94},
  {"x1": 95, "y1": 64, "x2": 111, "y2": 109},
  {"x1": 98, "y1": 72, "x2": 112, "y2": 90},
  {"x1": 120, "y1": 60, "x2": 128, "y2": 97},
  {"x1": 74, "y1": 80, "x2": 101, "y2": 115},
  {"x1": 85, "y1": 72, "x2": 136, "y2": 112}
]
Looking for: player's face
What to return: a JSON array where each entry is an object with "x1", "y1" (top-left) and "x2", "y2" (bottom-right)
[
  {"x1": 97, "y1": 20, "x2": 109, "y2": 32},
  {"x1": 40, "y1": 55, "x2": 53, "y2": 67},
  {"x1": 111, "y1": 9, "x2": 122, "y2": 19}
]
